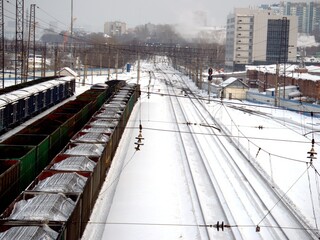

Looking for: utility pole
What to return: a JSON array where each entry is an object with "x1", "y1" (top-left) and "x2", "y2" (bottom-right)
[
  {"x1": 278, "y1": 17, "x2": 289, "y2": 103},
  {"x1": 281, "y1": 17, "x2": 289, "y2": 100},
  {"x1": 199, "y1": 59, "x2": 203, "y2": 89},
  {"x1": 275, "y1": 63, "x2": 279, "y2": 107},
  {"x1": 83, "y1": 52, "x2": 87, "y2": 86},
  {"x1": 107, "y1": 46, "x2": 111, "y2": 81},
  {"x1": 70, "y1": 0, "x2": 74, "y2": 69},
  {"x1": 115, "y1": 50, "x2": 118, "y2": 80},
  {"x1": 0, "y1": 0, "x2": 4, "y2": 88},
  {"x1": 91, "y1": 54, "x2": 93, "y2": 85},
  {"x1": 15, "y1": 0, "x2": 24, "y2": 84},
  {"x1": 137, "y1": 53, "x2": 140, "y2": 85},
  {"x1": 54, "y1": 45, "x2": 58, "y2": 76},
  {"x1": 41, "y1": 44, "x2": 46, "y2": 77},
  {"x1": 26, "y1": 4, "x2": 35, "y2": 81},
  {"x1": 196, "y1": 57, "x2": 199, "y2": 87},
  {"x1": 99, "y1": 53, "x2": 102, "y2": 75}
]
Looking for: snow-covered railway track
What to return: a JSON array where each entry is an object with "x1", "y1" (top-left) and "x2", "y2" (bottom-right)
[
  {"x1": 226, "y1": 103, "x2": 320, "y2": 142},
  {"x1": 159, "y1": 69, "x2": 235, "y2": 239},
  {"x1": 186, "y1": 82, "x2": 319, "y2": 239},
  {"x1": 157, "y1": 67, "x2": 319, "y2": 239}
]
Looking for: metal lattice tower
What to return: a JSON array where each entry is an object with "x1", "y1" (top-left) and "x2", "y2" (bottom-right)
[
  {"x1": 26, "y1": 4, "x2": 35, "y2": 80},
  {"x1": 15, "y1": 0, "x2": 24, "y2": 84},
  {"x1": 0, "y1": 0, "x2": 4, "y2": 88}
]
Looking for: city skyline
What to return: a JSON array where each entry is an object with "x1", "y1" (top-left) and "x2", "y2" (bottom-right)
[{"x1": 9, "y1": 0, "x2": 279, "y2": 33}]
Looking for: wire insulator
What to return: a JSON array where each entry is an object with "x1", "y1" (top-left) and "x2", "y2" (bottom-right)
[{"x1": 256, "y1": 147, "x2": 261, "y2": 158}]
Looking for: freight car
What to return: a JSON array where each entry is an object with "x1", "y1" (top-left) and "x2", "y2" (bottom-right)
[
  {"x1": 0, "y1": 81, "x2": 140, "y2": 240},
  {"x1": 0, "y1": 76, "x2": 76, "y2": 134},
  {"x1": 0, "y1": 80, "x2": 126, "y2": 213}
]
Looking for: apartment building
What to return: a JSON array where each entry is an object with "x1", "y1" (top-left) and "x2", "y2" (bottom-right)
[{"x1": 104, "y1": 21, "x2": 127, "y2": 36}]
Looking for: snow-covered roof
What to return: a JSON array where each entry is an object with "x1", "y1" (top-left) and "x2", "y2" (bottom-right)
[
  {"x1": 266, "y1": 85, "x2": 298, "y2": 92},
  {"x1": 59, "y1": 67, "x2": 78, "y2": 77},
  {"x1": 246, "y1": 64, "x2": 320, "y2": 82},
  {"x1": 306, "y1": 65, "x2": 320, "y2": 73},
  {"x1": 220, "y1": 77, "x2": 248, "y2": 88}
]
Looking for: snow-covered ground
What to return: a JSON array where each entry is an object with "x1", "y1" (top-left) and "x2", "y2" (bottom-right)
[{"x1": 80, "y1": 58, "x2": 320, "y2": 240}]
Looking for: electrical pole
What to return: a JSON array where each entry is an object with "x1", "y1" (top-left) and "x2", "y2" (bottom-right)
[
  {"x1": 54, "y1": 45, "x2": 60, "y2": 76},
  {"x1": 41, "y1": 44, "x2": 46, "y2": 78},
  {"x1": 275, "y1": 63, "x2": 279, "y2": 107},
  {"x1": 0, "y1": 0, "x2": 4, "y2": 88},
  {"x1": 99, "y1": 53, "x2": 102, "y2": 75},
  {"x1": 83, "y1": 52, "x2": 87, "y2": 86},
  {"x1": 70, "y1": 0, "x2": 74, "y2": 69},
  {"x1": 15, "y1": 0, "x2": 24, "y2": 84},
  {"x1": 137, "y1": 53, "x2": 140, "y2": 85},
  {"x1": 107, "y1": 46, "x2": 111, "y2": 81},
  {"x1": 115, "y1": 50, "x2": 118, "y2": 80},
  {"x1": 26, "y1": 4, "x2": 35, "y2": 81},
  {"x1": 277, "y1": 17, "x2": 289, "y2": 104}
]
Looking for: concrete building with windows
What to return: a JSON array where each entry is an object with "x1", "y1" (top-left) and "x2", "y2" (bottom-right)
[
  {"x1": 279, "y1": 1, "x2": 320, "y2": 34},
  {"x1": 104, "y1": 21, "x2": 127, "y2": 36},
  {"x1": 225, "y1": 8, "x2": 297, "y2": 72}
]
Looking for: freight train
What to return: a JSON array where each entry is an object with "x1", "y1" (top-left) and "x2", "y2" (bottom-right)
[
  {"x1": 0, "y1": 76, "x2": 76, "y2": 134},
  {"x1": 0, "y1": 79, "x2": 140, "y2": 240}
]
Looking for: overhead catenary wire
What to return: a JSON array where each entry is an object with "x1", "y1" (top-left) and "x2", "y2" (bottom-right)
[
  {"x1": 82, "y1": 219, "x2": 320, "y2": 233},
  {"x1": 97, "y1": 149, "x2": 138, "y2": 198},
  {"x1": 256, "y1": 164, "x2": 312, "y2": 227}
]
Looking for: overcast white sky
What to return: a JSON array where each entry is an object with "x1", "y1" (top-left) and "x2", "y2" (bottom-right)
[{"x1": 19, "y1": 0, "x2": 278, "y2": 32}]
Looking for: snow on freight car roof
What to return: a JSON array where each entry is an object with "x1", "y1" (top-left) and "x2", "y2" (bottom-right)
[
  {"x1": 50, "y1": 156, "x2": 96, "y2": 172},
  {"x1": 64, "y1": 143, "x2": 105, "y2": 157},
  {"x1": 72, "y1": 132, "x2": 110, "y2": 143},
  {"x1": 7, "y1": 194, "x2": 76, "y2": 221},
  {"x1": 0, "y1": 77, "x2": 72, "y2": 105},
  {"x1": 0, "y1": 91, "x2": 24, "y2": 104},
  {"x1": 0, "y1": 98, "x2": 7, "y2": 108},
  {"x1": 81, "y1": 126, "x2": 114, "y2": 134},
  {"x1": 89, "y1": 119, "x2": 119, "y2": 128},
  {"x1": 1, "y1": 84, "x2": 46, "y2": 104},
  {"x1": 32, "y1": 173, "x2": 87, "y2": 193},
  {"x1": 36, "y1": 79, "x2": 63, "y2": 90},
  {"x1": 0, "y1": 225, "x2": 59, "y2": 240}
]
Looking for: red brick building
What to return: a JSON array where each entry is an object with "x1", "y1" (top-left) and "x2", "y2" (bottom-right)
[{"x1": 247, "y1": 68, "x2": 320, "y2": 101}]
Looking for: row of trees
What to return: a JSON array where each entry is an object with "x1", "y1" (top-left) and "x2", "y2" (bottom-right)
[{"x1": 2, "y1": 23, "x2": 225, "y2": 81}]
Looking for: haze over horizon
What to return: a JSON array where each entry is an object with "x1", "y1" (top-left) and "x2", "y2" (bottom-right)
[{"x1": 8, "y1": 0, "x2": 279, "y2": 32}]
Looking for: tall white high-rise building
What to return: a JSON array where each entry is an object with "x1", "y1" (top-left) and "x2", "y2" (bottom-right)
[{"x1": 225, "y1": 8, "x2": 297, "y2": 71}]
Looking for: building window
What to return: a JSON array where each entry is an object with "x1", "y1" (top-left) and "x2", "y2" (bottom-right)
[{"x1": 266, "y1": 18, "x2": 290, "y2": 63}]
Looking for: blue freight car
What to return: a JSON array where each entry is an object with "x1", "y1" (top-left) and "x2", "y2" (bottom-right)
[{"x1": 0, "y1": 76, "x2": 76, "y2": 134}]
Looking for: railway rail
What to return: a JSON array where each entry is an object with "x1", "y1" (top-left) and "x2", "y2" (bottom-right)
[{"x1": 157, "y1": 65, "x2": 319, "y2": 239}]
